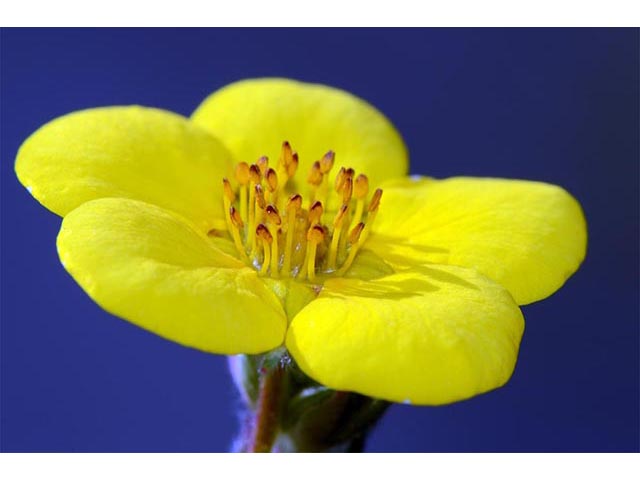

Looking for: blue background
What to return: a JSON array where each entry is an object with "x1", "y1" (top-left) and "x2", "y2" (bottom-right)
[{"x1": 1, "y1": 28, "x2": 638, "y2": 452}]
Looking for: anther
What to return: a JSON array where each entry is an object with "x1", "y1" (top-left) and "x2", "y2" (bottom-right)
[
  {"x1": 255, "y1": 184, "x2": 266, "y2": 209},
  {"x1": 257, "y1": 156, "x2": 269, "y2": 176},
  {"x1": 256, "y1": 223, "x2": 272, "y2": 242},
  {"x1": 319, "y1": 151, "x2": 335, "y2": 174},
  {"x1": 286, "y1": 152, "x2": 299, "y2": 178},
  {"x1": 222, "y1": 178, "x2": 235, "y2": 203},
  {"x1": 230, "y1": 206, "x2": 244, "y2": 229},
  {"x1": 333, "y1": 203, "x2": 349, "y2": 228},
  {"x1": 342, "y1": 176, "x2": 353, "y2": 204},
  {"x1": 266, "y1": 168, "x2": 278, "y2": 193},
  {"x1": 349, "y1": 222, "x2": 365, "y2": 244},
  {"x1": 280, "y1": 141, "x2": 294, "y2": 167},
  {"x1": 369, "y1": 188, "x2": 383, "y2": 213},
  {"x1": 354, "y1": 174, "x2": 369, "y2": 200},
  {"x1": 307, "y1": 161, "x2": 323, "y2": 187},
  {"x1": 308, "y1": 200, "x2": 323, "y2": 226},
  {"x1": 308, "y1": 224, "x2": 325, "y2": 244},
  {"x1": 235, "y1": 162, "x2": 250, "y2": 185},
  {"x1": 361, "y1": 188, "x2": 383, "y2": 244},
  {"x1": 287, "y1": 193, "x2": 302, "y2": 211},
  {"x1": 265, "y1": 204, "x2": 282, "y2": 226},
  {"x1": 334, "y1": 167, "x2": 347, "y2": 192},
  {"x1": 249, "y1": 164, "x2": 262, "y2": 185}
]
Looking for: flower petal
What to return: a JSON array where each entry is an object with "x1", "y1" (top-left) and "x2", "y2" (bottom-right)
[
  {"x1": 191, "y1": 78, "x2": 408, "y2": 193},
  {"x1": 57, "y1": 197, "x2": 286, "y2": 354},
  {"x1": 369, "y1": 177, "x2": 587, "y2": 305},
  {"x1": 16, "y1": 106, "x2": 234, "y2": 231},
  {"x1": 286, "y1": 265, "x2": 524, "y2": 405}
]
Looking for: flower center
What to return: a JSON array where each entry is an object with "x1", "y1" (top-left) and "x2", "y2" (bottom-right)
[{"x1": 221, "y1": 141, "x2": 382, "y2": 282}]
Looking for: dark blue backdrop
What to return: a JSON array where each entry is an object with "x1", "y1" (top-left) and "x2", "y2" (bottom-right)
[{"x1": 1, "y1": 28, "x2": 638, "y2": 452}]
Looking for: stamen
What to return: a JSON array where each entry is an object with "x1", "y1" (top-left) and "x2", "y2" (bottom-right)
[
  {"x1": 250, "y1": 184, "x2": 266, "y2": 255},
  {"x1": 278, "y1": 141, "x2": 294, "y2": 183},
  {"x1": 306, "y1": 225, "x2": 325, "y2": 281},
  {"x1": 368, "y1": 187, "x2": 383, "y2": 212},
  {"x1": 222, "y1": 178, "x2": 236, "y2": 242},
  {"x1": 328, "y1": 204, "x2": 349, "y2": 270},
  {"x1": 229, "y1": 206, "x2": 248, "y2": 261},
  {"x1": 256, "y1": 224, "x2": 272, "y2": 276},
  {"x1": 235, "y1": 162, "x2": 250, "y2": 223},
  {"x1": 222, "y1": 178, "x2": 236, "y2": 203},
  {"x1": 265, "y1": 205, "x2": 282, "y2": 277},
  {"x1": 283, "y1": 194, "x2": 302, "y2": 276},
  {"x1": 336, "y1": 222, "x2": 365, "y2": 276},
  {"x1": 316, "y1": 150, "x2": 335, "y2": 205},
  {"x1": 350, "y1": 174, "x2": 369, "y2": 230},
  {"x1": 248, "y1": 181, "x2": 256, "y2": 239},
  {"x1": 362, "y1": 188, "x2": 383, "y2": 241},
  {"x1": 337, "y1": 175, "x2": 354, "y2": 255},
  {"x1": 307, "y1": 161, "x2": 323, "y2": 205},
  {"x1": 220, "y1": 142, "x2": 381, "y2": 282}
]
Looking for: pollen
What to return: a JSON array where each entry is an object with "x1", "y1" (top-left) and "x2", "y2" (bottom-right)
[{"x1": 220, "y1": 142, "x2": 383, "y2": 283}]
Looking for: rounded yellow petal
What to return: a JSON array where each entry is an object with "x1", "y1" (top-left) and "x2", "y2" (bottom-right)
[
  {"x1": 370, "y1": 177, "x2": 587, "y2": 305},
  {"x1": 57, "y1": 197, "x2": 286, "y2": 354},
  {"x1": 16, "y1": 106, "x2": 234, "y2": 231},
  {"x1": 286, "y1": 265, "x2": 524, "y2": 405},
  {"x1": 191, "y1": 78, "x2": 408, "y2": 195}
]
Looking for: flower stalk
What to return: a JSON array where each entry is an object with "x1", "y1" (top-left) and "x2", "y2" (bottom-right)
[
  {"x1": 231, "y1": 349, "x2": 390, "y2": 453},
  {"x1": 249, "y1": 355, "x2": 287, "y2": 453}
]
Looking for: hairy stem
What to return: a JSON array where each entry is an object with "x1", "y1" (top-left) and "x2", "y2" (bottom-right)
[{"x1": 249, "y1": 361, "x2": 285, "y2": 453}]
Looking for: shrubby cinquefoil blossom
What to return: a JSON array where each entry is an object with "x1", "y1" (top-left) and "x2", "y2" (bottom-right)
[{"x1": 16, "y1": 79, "x2": 586, "y2": 410}]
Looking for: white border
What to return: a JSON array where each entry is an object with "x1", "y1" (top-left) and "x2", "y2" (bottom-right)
[
  {"x1": 1, "y1": 453, "x2": 640, "y2": 479},
  {"x1": 0, "y1": 1, "x2": 639, "y2": 26}
]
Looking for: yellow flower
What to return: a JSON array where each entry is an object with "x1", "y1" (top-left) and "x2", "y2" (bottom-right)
[{"x1": 15, "y1": 78, "x2": 587, "y2": 406}]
